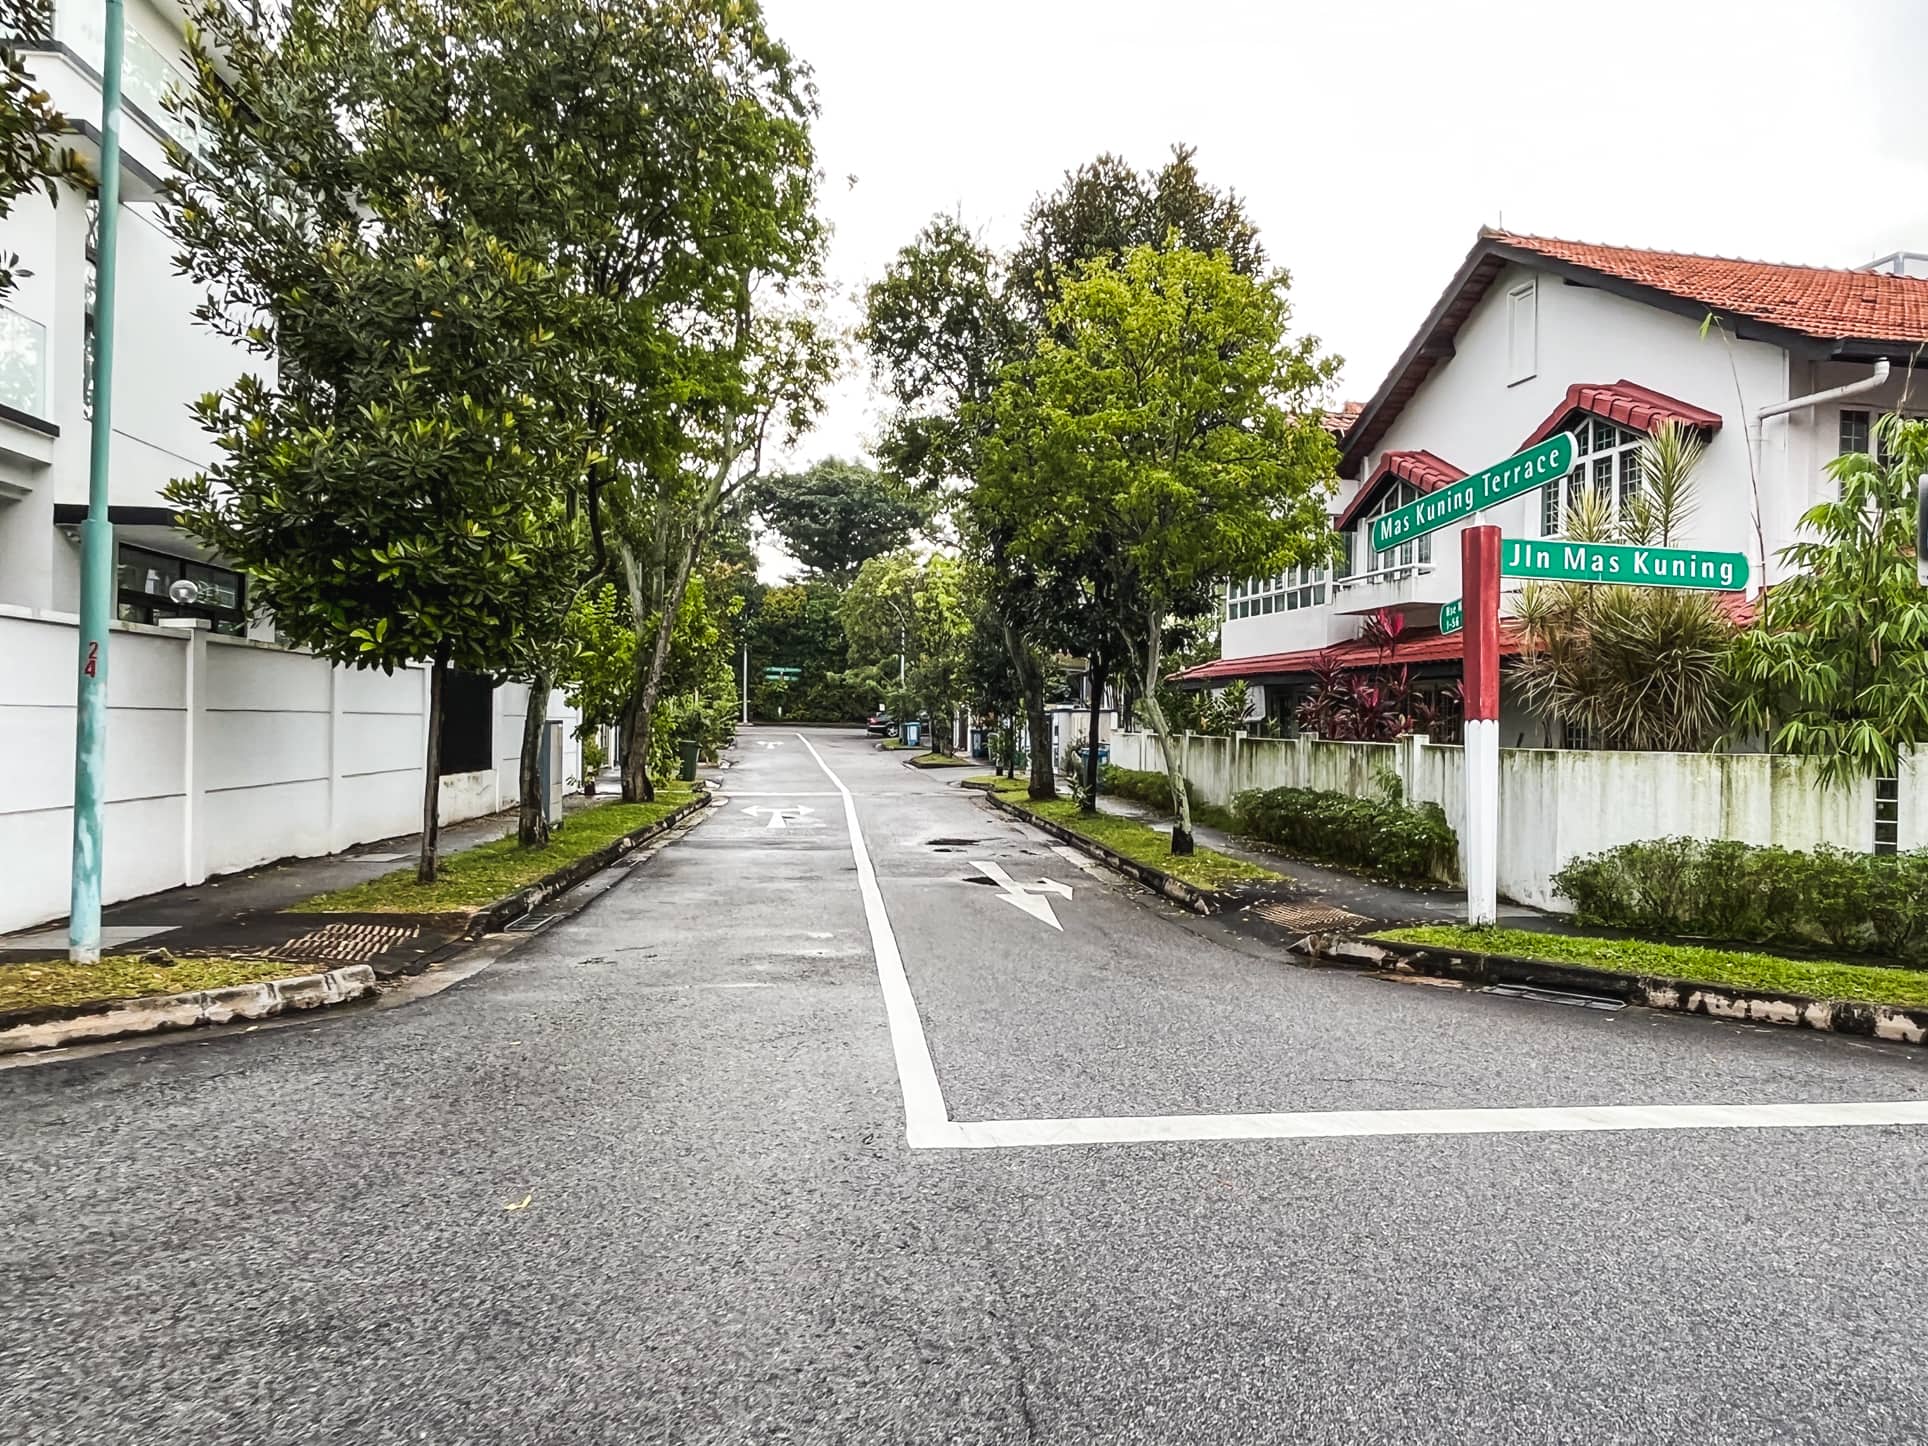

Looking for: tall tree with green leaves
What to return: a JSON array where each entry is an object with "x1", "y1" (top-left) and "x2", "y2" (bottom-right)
[
  {"x1": 1730, "y1": 416, "x2": 1928, "y2": 782},
  {"x1": 165, "y1": 0, "x2": 587, "y2": 881},
  {"x1": 980, "y1": 246, "x2": 1339, "y2": 853},
  {"x1": 862, "y1": 215, "x2": 1065, "y2": 797},
  {"x1": 1004, "y1": 143, "x2": 1269, "y2": 806},
  {"x1": 843, "y1": 551, "x2": 971, "y2": 753},
  {"x1": 754, "y1": 457, "x2": 924, "y2": 580}
]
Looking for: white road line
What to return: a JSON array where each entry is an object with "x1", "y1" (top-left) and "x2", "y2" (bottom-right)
[
  {"x1": 921, "y1": 1100, "x2": 1928, "y2": 1149},
  {"x1": 725, "y1": 790, "x2": 842, "y2": 797},
  {"x1": 795, "y1": 733, "x2": 953, "y2": 1146}
]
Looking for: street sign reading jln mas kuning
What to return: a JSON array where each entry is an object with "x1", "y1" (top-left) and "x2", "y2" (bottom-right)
[
  {"x1": 1499, "y1": 538, "x2": 1750, "y2": 591},
  {"x1": 1368, "y1": 431, "x2": 1576, "y2": 555}
]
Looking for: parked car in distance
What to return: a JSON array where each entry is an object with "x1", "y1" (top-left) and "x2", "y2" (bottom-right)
[{"x1": 864, "y1": 713, "x2": 893, "y2": 736}]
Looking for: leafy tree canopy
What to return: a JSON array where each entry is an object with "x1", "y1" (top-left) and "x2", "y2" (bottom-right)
[
  {"x1": 978, "y1": 244, "x2": 1339, "y2": 847},
  {"x1": 753, "y1": 457, "x2": 925, "y2": 580}
]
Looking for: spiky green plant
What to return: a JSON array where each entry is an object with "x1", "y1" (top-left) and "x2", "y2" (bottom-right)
[{"x1": 1512, "y1": 421, "x2": 1738, "y2": 751}]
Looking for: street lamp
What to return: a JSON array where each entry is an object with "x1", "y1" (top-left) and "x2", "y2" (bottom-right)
[{"x1": 68, "y1": 0, "x2": 127, "y2": 963}]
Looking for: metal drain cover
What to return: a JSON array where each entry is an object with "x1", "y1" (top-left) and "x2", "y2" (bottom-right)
[
  {"x1": 1482, "y1": 983, "x2": 1626, "y2": 1012},
  {"x1": 1253, "y1": 901, "x2": 1370, "y2": 933},
  {"x1": 241, "y1": 920, "x2": 422, "y2": 964}
]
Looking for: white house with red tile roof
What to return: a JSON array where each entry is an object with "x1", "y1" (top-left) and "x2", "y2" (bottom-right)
[{"x1": 1190, "y1": 228, "x2": 1928, "y2": 746}]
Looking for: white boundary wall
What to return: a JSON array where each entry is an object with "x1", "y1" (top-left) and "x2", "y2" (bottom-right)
[
  {"x1": 0, "y1": 608, "x2": 580, "y2": 933},
  {"x1": 1110, "y1": 730, "x2": 1925, "y2": 911}
]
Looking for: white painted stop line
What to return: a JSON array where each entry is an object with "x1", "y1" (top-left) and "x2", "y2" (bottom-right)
[{"x1": 793, "y1": 733, "x2": 1928, "y2": 1153}]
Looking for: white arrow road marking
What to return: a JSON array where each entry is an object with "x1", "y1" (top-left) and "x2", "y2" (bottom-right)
[
  {"x1": 754, "y1": 741, "x2": 785, "y2": 749},
  {"x1": 970, "y1": 859, "x2": 1072, "y2": 930},
  {"x1": 743, "y1": 804, "x2": 820, "y2": 830}
]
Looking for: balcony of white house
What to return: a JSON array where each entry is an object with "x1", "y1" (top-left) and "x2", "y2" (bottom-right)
[{"x1": 0, "y1": 307, "x2": 56, "y2": 493}]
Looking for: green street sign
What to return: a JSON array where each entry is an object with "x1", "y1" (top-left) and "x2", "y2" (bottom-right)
[
  {"x1": 1499, "y1": 538, "x2": 1750, "y2": 591},
  {"x1": 762, "y1": 666, "x2": 802, "y2": 680},
  {"x1": 1440, "y1": 598, "x2": 1463, "y2": 635},
  {"x1": 1369, "y1": 432, "x2": 1576, "y2": 555}
]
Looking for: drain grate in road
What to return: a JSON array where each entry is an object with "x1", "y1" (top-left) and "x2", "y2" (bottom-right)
[
  {"x1": 239, "y1": 920, "x2": 422, "y2": 964},
  {"x1": 1482, "y1": 983, "x2": 1626, "y2": 1012},
  {"x1": 505, "y1": 912, "x2": 562, "y2": 934},
  {"x1": 1252, "y1": 901, "x2": 1370, "y2": 934}
]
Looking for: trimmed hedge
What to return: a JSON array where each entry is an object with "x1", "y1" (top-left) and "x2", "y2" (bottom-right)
[
  {"x1": 1099, "y1": 765, "x2": 1237, "y2": 832},
  {"x1": 1233, "y1": 785, "x2": 1458, "y2": 882},
  {"x1": 1551, "y1": 837, "x2": 1928, "y2": 964}
]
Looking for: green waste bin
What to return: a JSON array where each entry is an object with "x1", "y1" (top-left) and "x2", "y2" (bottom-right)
[{"x1": 678, "y1": 739, "x2": 700, "y2": 782}]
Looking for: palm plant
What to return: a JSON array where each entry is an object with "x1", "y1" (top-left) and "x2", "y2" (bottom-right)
[{"x1": 1511, "y1": 420, "x2": 1737, "y2": 752}]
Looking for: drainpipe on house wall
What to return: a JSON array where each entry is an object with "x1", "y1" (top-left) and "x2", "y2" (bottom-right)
[{"x1": 1748, "y1": 357, "x2": 1892, "y2": 588}]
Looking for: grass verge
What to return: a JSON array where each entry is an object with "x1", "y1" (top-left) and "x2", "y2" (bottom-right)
[
  {"x1": 299, "y1": 788, "x2": 698, "y2": 914},
  {"x1": 0, "y1": 956, "x2": 296, "y2": 1014},
  {"x1": 985, "y1": 782, "x2": 1277, "y2": 891},
  {"x1": 1378, "y1": 925, "x2": 1928, "y2": 1010},
  {"x1": 908, "y1": 752, "x2": 977, "y2": 768}
]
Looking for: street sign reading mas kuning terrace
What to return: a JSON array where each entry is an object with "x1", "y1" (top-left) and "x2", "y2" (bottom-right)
[
  {"x1": 1499, "y1": 538, "x2": 1749, "y2": 590},
  {"x1": 1368, "y1": 431, "x2": 1576, "y2": 555}
]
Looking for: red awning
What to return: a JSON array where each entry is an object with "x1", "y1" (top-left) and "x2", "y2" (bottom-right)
[
  {"x1": 1521, "y1": 380, "x2": 1724, "y2": 449},
  {"x1": 1332, "y1": 450, "x2": 1468, "y2": 532}
]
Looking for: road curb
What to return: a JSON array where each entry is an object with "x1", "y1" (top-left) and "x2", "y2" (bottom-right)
[
  {"x1": 1349, "y1": 936, "x2": 1928, "y2": 1048},
  {"x1": 0, "y1": 964, "x2": 377, "y2": 1055},
  {"x1": 979, "y1": 789, "x2": 1220, "y2": 915},
  {"x1": 463, "y1": 791, "x2": 715, "y2": 939}
]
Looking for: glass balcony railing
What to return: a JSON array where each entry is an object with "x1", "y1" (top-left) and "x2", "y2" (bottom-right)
[
  {"x1": 53, "y1": 2, "x2": 202, "y2": 156},
  {"x1": 0, "y1": 307, "x2": 48, "y2": 418}
]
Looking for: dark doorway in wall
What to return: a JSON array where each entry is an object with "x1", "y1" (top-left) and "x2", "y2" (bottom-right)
[{"x1": 439, "y1": 669, "x2": 495, "y2": 775}]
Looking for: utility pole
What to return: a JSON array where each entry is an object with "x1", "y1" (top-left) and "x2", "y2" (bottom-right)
[
  {"x1": 741, "y1": 639, "x2": 749, "y2": 724},
  {"x1": 68, "y1": 0, "x2": 126, "y2": 964}
]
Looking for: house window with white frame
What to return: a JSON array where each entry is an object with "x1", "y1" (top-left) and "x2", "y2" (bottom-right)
[
  {"x1": 1225, "y1": 563, "x2": 1327, "y2": 620},
  {"x1": 1541, "y1": 416, "x2": 1645, "y2": 536},
  {"x1": 1367, "y1": 481, "x2": 1433, "y2": 574}
]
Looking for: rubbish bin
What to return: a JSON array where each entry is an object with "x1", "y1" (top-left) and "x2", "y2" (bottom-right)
[
  {"x1": 678, "y1": 739, "x2": 700, "y2": 782},
  {"x1": 970, "y1": 727, "x2": 987, "y2": 760}
]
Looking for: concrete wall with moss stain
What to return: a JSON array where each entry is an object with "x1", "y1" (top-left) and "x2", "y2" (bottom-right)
[{"x1": 1115, "y1": 729, "x2": 1896, "y2": 910}]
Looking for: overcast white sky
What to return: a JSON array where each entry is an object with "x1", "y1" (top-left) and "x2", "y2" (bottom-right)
[{"x1": 753, "y1": 0, "x2": 1928, "y2": 575}]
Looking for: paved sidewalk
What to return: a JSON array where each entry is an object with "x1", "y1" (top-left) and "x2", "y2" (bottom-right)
[
  {"x1": 1090, "y1": 790, "x2": 1545, "y2": 926},
  {"x1": 1, "y1": 771, "x2": 628, "y2": 961}
]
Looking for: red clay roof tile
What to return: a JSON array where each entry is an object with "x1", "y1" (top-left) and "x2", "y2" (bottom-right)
[
  {"x1": 1521, "y1": 379, "x2": 1724, "y2": 449},
  {"x1": 1490, "y1": 231, "x2": 1928, "y2": 343}
]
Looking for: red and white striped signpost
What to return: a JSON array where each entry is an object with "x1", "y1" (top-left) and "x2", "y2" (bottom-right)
[{"x1": 1460, "y1": 525, "x2": 1502, "y2": 926}]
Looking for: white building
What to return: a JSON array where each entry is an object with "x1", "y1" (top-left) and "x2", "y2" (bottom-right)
[
  {"x1": 0, "y1": 3, "x2": 580, "y2": 935},
  {"x1": 1184, "y1": 228, "x2": 1928, "y2": 746}
]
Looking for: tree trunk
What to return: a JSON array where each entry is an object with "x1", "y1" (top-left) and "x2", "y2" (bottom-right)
[
  {"x1": 517, "y1": 672, "x2": 550, "y2": 848},
  {"x1": 1000, "y1": 617, "x2": 1056, "y2": 801},
  {"x1": 619, "y1": 690, "x2": 653, "y2": 803},
  {"x1": 1137, "y1": 629, "x2": 1194, "y2": 856},
  {"x1": 417, "y1": 648, "x2": 450, "y2": 883},
  {"x1": 1081, "y1": 656, "x2": 1106, "y2": 815}
]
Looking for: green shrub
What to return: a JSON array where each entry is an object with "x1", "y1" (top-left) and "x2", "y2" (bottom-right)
[
  {"x1": 1098, "y1": 765, "x2": 1237, "y2": 832},
  {"x1": 1550, "y1": 837, "x2": 1928, "y2": 964},
  {"x1": 1232, "y1": 784, "x2": 1458, "y2": 881}
]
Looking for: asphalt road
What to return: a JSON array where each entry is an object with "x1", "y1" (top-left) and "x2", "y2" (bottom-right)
[{"x1": 6, "y1": 728, "x2": 1928, "y2": 1444}]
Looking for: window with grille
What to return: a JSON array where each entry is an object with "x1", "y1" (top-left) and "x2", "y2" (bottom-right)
[
  {"x1": 1542, "y1": 416, "x2": 1646, "y2": 536},
  {"x1": 1840, "y1": 408, "x2": 1872, "y2": 458},
  {"x1": 1368, "y1": 481, "x2": 1434, "y2": 573},
  {"x1": 1874, "y1": 773, "x2": 1900, "y2": 855}
]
